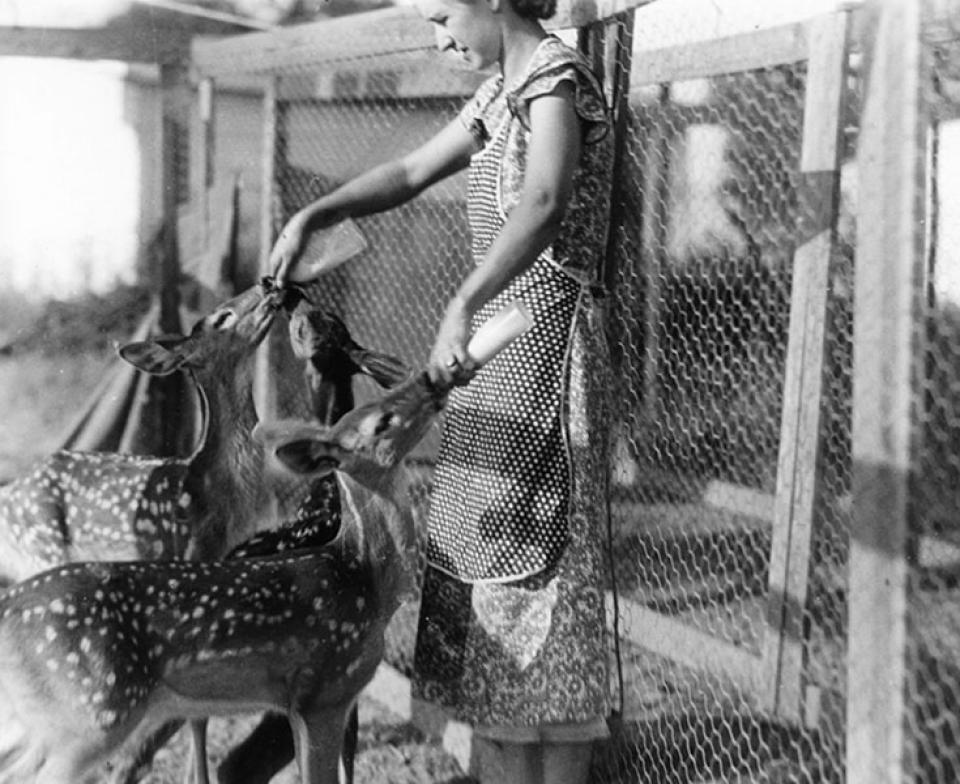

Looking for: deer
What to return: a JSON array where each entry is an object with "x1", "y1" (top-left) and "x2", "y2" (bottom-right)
[
  {"x1": 106, "y1": 304, "x2": 410, "y2": 784},
  {"x1": 0, "y1": 364, "x2": 446, "y2": 784},
  {"x1": 216, "y1": 307, "x2": 410, "y2": 784},
  {"x1": 0, "y1": 302, "x2": 529, "y2": 784},
  {"x1": 0, "y1": 279, "x2": 289, "y2": 587}
]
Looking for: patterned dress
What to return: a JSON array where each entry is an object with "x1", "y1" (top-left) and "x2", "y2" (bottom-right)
[{"x1": 412, "y1": 36, "x2": 615, "y2": 740}]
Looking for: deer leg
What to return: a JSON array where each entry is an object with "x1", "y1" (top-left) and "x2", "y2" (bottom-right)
[
  {"x1": 343, "y1": 705, "x2": 358, "y2": 784},
  {"x1": 187, "y1": 719, "x2": 209, "y2": 784},
  {"x1": 217, "y1": 706, "x2": 358, "y2": 784},
  {"x1": 216, "y1": 712, "x2": 293, "y2": 784},
  {"x1": 106, "y1": 720, "x2": 185, "y2": 784},
  {"x1": 289, "y1": 704, "x2": 351, "y2": 784}
]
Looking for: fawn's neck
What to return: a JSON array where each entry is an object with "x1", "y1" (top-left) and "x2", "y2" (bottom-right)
[
  {"x1": 335, "y1": 470, "x2": 418, "y2": 612},
  {"x1": 305, "y1": 365, "x2": 355, "y2": 428},
  {"x1": 185, "y1": 366, "x2": 269, "y2": 556}
]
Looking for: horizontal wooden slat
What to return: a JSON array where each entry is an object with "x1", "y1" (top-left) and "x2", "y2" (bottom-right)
[
  {"x1": 0, "y1": 26, "x2": 193, "y2": 63},
  {"x1": 278, "y1": 57, "x2": 487, "y2": 101},
  {"x1": 193, "y1": 0, "x2": 657, "y2": 78},
  {"x1": 605, "y1": 592, "x2": 764, "y2": 703},
  {"x1": 631, "y1": 16, "x2": 818, "y2": 85},
  {"x1": 193, "y1": 7, "x2": 432, "y2": 77}
]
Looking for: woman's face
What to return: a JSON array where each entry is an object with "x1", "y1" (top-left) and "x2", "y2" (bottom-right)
[{"x1": 414, "y1": 0, "x2": 501, "y2": 71}]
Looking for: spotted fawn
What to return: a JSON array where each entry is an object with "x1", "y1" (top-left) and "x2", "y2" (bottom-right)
[
  {"x1": 0, "y1": 280, "x2": 288, "y2": 586},
  {"x1": 0, "y1": 367, "x2": 444, "y2": 784},
  {"x1": 108, "y1": 305, "x2": 410, "y2": 784}
]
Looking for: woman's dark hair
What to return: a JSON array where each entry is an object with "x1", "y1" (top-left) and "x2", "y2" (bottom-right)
[{"x1": 510, "y1": 0, "x2": 556, "y2": 20}]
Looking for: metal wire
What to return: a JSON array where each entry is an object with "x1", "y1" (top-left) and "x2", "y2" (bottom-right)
[{"x1": 190, "y1": 8, "x2": 957, "y2": 782}]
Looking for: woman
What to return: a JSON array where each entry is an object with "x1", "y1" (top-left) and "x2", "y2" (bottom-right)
[{"x1": 272, "y1": 0, "x2": 614, "y2": 780}]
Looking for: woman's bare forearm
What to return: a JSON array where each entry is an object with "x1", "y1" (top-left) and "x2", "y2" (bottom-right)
[
  {"x1": 299, "y1": 160, "x2": 418, "y2": 230},
  {"x1": 299, "y1": 119, "x2": 474, "y2": 231}
]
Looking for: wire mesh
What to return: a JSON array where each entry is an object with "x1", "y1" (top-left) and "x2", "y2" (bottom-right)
[
  {"x1": 188, "y1": 6, "x2": 955, "y2": 783},
  {"x1": 237, "y1": 25, "x2": 849, "y2": 784},
  {"x1": 596, "y1": 32, "x2": 852, "y2": 779}
]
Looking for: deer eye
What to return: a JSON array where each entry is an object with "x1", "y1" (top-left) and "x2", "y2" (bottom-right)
[
  {"x1": 206, "y1": 310, "x2": 238, "y2": 330},
  {"x1": 374, "y1": 413, "x2": 395, "y2": 436}
]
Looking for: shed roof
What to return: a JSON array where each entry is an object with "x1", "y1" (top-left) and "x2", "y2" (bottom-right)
[{"x1": 0, "y1": 1, "x2": 273, "y2": 64}]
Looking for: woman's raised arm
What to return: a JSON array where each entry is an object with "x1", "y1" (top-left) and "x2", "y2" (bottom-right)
[{"x1": 272, "y1": 116, "x2": 477, "y2": 284}]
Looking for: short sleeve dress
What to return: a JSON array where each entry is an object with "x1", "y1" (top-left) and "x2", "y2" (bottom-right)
[{"x1": 412, "y1": 36, "x2": 614, "y2": 740}]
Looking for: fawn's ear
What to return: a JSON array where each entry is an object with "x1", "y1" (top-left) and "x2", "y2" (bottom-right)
[
  {"x1": 273, "y1": 440, "x2": 337, "y2": 475},
  {"x1": 118, "y1": 336, "x2": 190, "y2": 376},
  {"x1": 253, "y1": 420, "x2": 335, "y2": 476},
  {"x1": 350, "y1": 348, "x2": 410, "y2": 389}
]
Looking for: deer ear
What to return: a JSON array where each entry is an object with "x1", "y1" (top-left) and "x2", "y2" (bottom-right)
[
  {"x1": 350, "y1": 348, "x2": 409, "y2": 389},
  {"x1": 254, "y1": 419, "x2": 341, "y2": 476},
  {"x1": 274, "y1": 440, "x2": 330, "y2": 475},
  {"x1": 118, "y1": 338, "x2": 189, "y2": 376}
]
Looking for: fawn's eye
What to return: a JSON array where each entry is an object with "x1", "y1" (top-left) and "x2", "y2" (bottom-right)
[
  {"x1": 208, "y1": 311, "x2": 237, "y2": 330},
  {"x1": 374, "y1": 413, "x2": 395, "y2": 436}
]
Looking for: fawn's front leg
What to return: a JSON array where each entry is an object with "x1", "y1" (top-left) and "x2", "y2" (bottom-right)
[
  {"x1": 187, "y1": 719, "x2": 209, "y2": 784},
  {"x1": 290, "y1": 703, "x2": 353, "y2": 784}
]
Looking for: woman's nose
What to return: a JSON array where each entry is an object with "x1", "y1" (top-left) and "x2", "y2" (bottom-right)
[{"x1": 433, "y1": 26, "x2": 453, "y2": 52}]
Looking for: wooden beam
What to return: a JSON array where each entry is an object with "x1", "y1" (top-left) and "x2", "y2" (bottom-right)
[
  {"x1": 159, "y1": 62, "x2": 189, "y2": 333},
  {"x1": 192, "y1": 7, "x2": 437, "y2": 78},
  {"x1": 0, "y1": 25, "x2": 192, "y2": 63},
  {"x1": 555, "y1": 0, "x2": 656, "y2": 29},
  {"x1": 197, "y1": 77, "x2": 216, "y2": 246},
  {"x1": 280, "y1": 63, "x2": 485, "y2": 102},
  {"x1": 605, "y1": 592, "x2": 764, "y2": 707},
  {"x1": 192, "y1": 0, "x2": 657, "y2": 79},
  {"x1": 253, "y1": 76, "x2": 280, "y2": 424},
  {"x1": 761, "y1": 10, "x2": 850, "y2": 724},
  {"x1": 847, "y1": 0, "x2": 924, "y2": 780},
  {"x1": 631, "y1": 18, "x2": 812, "y2": 87}
]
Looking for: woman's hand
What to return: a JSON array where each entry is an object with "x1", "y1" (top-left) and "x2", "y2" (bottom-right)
[
  {"x1": 269, "y1": 211, "x2": 311, "y2": 288},
  {"x1": 428, "y1": 296, "x2": 478, "y2": 388}
]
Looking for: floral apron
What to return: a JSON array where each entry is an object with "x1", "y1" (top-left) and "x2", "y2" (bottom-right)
[{"x1": 413, "y1": 38, "x2": 613, "y2": 735}]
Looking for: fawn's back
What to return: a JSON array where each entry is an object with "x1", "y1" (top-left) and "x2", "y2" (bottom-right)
[
  {"x1": 0, "y1": 282, "x2": 286, "y2": 585},
  {"x1": 0, "y1": 452, "x2": 189, "y2": 581}
]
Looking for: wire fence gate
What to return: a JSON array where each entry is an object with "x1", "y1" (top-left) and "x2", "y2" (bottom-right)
[{"x1": 190, "y1": 1, "x2": 952, "y2": 781}]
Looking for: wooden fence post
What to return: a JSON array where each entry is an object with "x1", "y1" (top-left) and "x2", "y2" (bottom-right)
[
  {"x1": 761, "y1": 10, "x2": 850, "y2": 725},
  {"x1": 847, "y1": 0, "x2": 925, "y2": 780},
  {"x1": 253, "y1": 76, "x2": 280, "y2": 423}
]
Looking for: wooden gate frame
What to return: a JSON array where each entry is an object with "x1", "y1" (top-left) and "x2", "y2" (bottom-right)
[{"x1": 606, "y1": 9, "x2": 852, "y2": 728}]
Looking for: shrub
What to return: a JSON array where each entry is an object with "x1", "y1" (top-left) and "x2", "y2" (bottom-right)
[{"x1": 0, "y1": 284, "x2": 152, "y2": 356}]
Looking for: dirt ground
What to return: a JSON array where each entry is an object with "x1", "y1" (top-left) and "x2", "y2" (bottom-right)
[{"x1": 128, "y1": 689, "x2": 475, "y2": 784}]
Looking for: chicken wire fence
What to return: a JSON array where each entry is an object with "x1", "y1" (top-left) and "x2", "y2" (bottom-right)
[{"x1": 188, "y1": 2, "x2": 953, "y2": 781}]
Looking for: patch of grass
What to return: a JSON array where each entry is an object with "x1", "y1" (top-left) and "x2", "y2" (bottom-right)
[
  {"x1": 0, "y1": 285, "x2": 153, "y2": 480},
  {"x1": 0, "y1": 349, "x2": 115, "y2": 480}
]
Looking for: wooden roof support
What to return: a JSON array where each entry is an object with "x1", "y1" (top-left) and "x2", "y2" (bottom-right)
[
  {"x1": 0, "y1": 3, "x2": 260, "y2": 64},
  {"x1": 847, "y1": 0, "x2": 925, "y2": 780},
  {"x1": 192, "y1": 0, "x2": 656, "y2": 78},
  {"x1": 0, "y1": 26, "x2": 194, "y2": 63}
]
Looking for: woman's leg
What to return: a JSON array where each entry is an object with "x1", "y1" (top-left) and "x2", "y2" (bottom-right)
[
  {"x1": 499, "y1": 742, "x2": 542, "y2": 784},
  {"x1": 541, "y1": 742, "x2": 593, "y2": 784}
]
